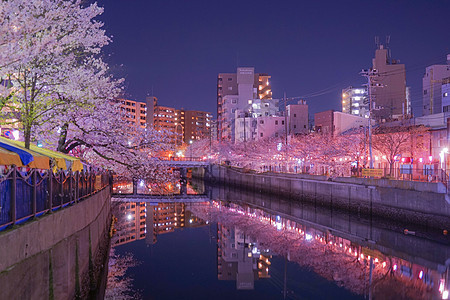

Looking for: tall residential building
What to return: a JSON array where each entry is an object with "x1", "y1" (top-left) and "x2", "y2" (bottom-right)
[
  {"x1": 120, "y1": 97, "x2": 210, "y2": 146},
  {"x1": 422, "y1": 55, "x2": 450, "y2": 115},
  {"x1": 217, "y1": 67, "x2": 272, "y2": 141},
  {"x1": 177, "y1": 109, "x2": 212, "y2": 144},
  {"x1": 342, "y1": 86, "x2": 368, "y2": 118},
  {"x1": 120, "y1": 99, "x2": 148, "y2": 128},
  {"x1": 371, "y1": 45, "x2": 407, "y2": 121}
]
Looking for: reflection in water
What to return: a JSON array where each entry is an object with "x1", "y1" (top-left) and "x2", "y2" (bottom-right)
[
  {"x1": 106, "y1": 248, "x2": 141, "y2": 299},
  {"x1": 107, "y1": 187, "x2": 449, "y2": 299},
  {"x1": 191, "y1": 201, "x2": 445, "y2": 299},
  {"x1": 217, "y1": 223, "x2": 272, "y2": 290},
  {"x1": 111, "y1": 201, "x2": 207, "y2": 247}
]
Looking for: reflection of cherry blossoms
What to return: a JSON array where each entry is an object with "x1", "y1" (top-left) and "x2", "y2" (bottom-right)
[
  {"x1": 106, "y1": 248, "x2": 141, "y2": 300},
  {"x1": 190, "y1": 202, "x2": 433, "y2": 299}
]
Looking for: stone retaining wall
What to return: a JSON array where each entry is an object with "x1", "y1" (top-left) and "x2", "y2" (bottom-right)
[
  {"x1": 207, "y1": 165, "x2": 450, "y2": 230},
  {"x1": 0, "y1": 188, "x2": 111, "y2": 300}
]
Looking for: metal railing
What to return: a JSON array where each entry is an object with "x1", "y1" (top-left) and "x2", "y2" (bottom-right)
[
  {"x1": 160, "y1": 157, "x2": 206, "y2": 162},
  {"x1": 249, "y1": 164, "x2": 450, "y2": 189},
  {"x1": 0, "y1": 166, "x2": 112, "y2": 230}
]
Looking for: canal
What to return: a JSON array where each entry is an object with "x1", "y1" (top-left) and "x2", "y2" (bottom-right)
[{"x1": 106, "y1": 182, "x2": 450, "y2": 300}]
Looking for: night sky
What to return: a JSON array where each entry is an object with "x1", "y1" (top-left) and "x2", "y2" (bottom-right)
[{"x1": 95, "y1": 0, "x2": 450, "y2": 117}]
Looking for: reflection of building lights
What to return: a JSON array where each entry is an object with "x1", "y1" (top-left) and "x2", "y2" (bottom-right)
[
  {"x1": 393, "y1": 264, "x2": 397, "y2": 271},
  {"x1": 419, "y1": 270, "x2": 423, "y2": 279},
  {"x1": 305, "y1": 234, "x2": 313, "y2": 241},
  {"x1": 440, "y1": 280, "x2": 445, "y2": 293},
  {"x1": 443, "y1": 290, "x2": 449, "y2": 300}
]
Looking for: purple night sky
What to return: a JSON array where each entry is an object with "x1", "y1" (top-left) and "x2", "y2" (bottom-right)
[{"x1": 95, "y1": 0, "x2": 450, "y2": 117}]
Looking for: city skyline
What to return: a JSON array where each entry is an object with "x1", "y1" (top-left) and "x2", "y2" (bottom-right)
[{"x1": 96, "y1": 0, "x2": 449, "y2": 117}]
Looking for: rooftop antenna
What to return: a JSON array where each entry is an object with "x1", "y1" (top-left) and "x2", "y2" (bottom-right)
[
  {"x1": 375, "y1": 36, "x2": 380, "y2": 49},
  {"x1": 385, "y1": 35, "x2": 391, "y2": 62}
]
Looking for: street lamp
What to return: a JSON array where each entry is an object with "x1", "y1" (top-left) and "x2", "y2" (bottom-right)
[{"x1": 189, "y1": 140, "x2": 193, "y2": 160}]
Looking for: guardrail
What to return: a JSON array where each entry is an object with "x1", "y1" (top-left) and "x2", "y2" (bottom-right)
[{"x1": 0, "y1": 166, "x2": 112, "y2": 230}]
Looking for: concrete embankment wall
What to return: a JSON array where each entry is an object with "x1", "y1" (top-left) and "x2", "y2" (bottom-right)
[
  {"x1": 0, "y1": 188, "x2": 111, "y2": 300},
  {"x1": 206, "y1": 165, "x2": 450, "y2": 230},
  {"x1": 211, "y1": 185, "x2": 450, "y2": 272}
]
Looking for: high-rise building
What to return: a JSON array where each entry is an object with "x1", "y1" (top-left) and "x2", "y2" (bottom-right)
[
  {"x1": 120, "y1": 99, "x2": 148, "y2": 128},
  {"x1": 177, "y1": 109, "x2": 212, "y2": 144},
  {"x1": 217, "y1": 67, "x2": 272, "y2": 141},
  {"x1": 422, "y1": 55, "x2": 450, "y2": 115},
  {"x1": 120, "y1": 97, "x2": 210, "y2": 146},
  {"x1": 371, "y1": 45, "x2": 407, "y2": 121},
  {"x1": 342, "y1": 86, "x2": 368, "y2": 118}
]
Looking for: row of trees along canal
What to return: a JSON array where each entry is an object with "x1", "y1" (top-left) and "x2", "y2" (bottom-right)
[{"x1": 188, "y1": 124, "x2": 431, "y2": 178}]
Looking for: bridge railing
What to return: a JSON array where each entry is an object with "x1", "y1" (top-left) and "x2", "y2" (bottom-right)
[
  {"x1": 160, "y1": 157, "x2": 206, "y2": 162},
  {"x1": 0, "y1": 166, "x2": 111, "y2": 231}
]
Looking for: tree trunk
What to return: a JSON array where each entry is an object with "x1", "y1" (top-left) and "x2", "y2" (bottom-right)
[
  {"x1": 57, "y1": 123, "x2": 69, "y2": 152},
  {"x1": 24, "y1": 125, "x2": 31, "y2": 149},
  {"x1": 389, "y1": 161, "x2": 394, "y2": 177}
]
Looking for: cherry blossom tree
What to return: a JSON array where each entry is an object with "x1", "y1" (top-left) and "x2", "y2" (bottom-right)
[
  {"x1": 373, "y1": 125, "x2": 428, "y2": 175},
  {"x1": 0, "y1": 0, "x2": 110, "y2": 148}
]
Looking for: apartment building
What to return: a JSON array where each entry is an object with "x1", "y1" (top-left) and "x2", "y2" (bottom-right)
[{"x1": 217, "y1": 67, "x2": 272, "y2": 141}]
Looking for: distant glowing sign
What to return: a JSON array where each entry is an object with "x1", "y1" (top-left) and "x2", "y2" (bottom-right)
[{"x1": 362, "y1": 169, "x2": 383, "y2": 177}]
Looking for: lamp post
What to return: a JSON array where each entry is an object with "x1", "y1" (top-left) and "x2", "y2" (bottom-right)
[{"x1": 189, "y1": 140, "x2": 193, "y2": 160}]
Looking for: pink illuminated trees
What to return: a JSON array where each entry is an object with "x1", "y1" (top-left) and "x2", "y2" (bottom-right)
[
  {"x1": 0, "y1": 0, "x2": 176, "y2": 181},
  {"x1": 0, "y1": 0, "x2": 111, "y2": 149},
  {"x1": 372, "y1": 125, "x2": 428, "y2": 175}
]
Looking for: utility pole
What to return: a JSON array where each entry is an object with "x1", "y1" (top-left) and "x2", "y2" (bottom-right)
[
  {"x1": 284, "y1": 92, "x2": 289, "y2": 172},
  {"x1": 361, "y1": 69, "x2": 379, "y2": 169}
]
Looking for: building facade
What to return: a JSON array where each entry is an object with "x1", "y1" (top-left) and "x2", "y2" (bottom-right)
[
  {"x1": 371, "y1": 45, "x2": 407, "y2": 121},
  {"x1": 119, "y1": 97, "x2": 210, "y2": 146},
  {"x1": 342, "y1": 86, "x2": 368, "y2": 118},
  {"x1": 422, "y1": 55, "x2": 450, "y2": 115},
  {"x1": 315, "y1": 110, "x2": 368, "y2": 136},
  {"x1": 217, "y1": 67, "x2": 272, "y2": 141},
  {"x1": 177, "y1": 109, "x2": 212, "y2": 144},
  {"x1": 442, "y1": 77, "x2": 450, "y2": 112}
]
